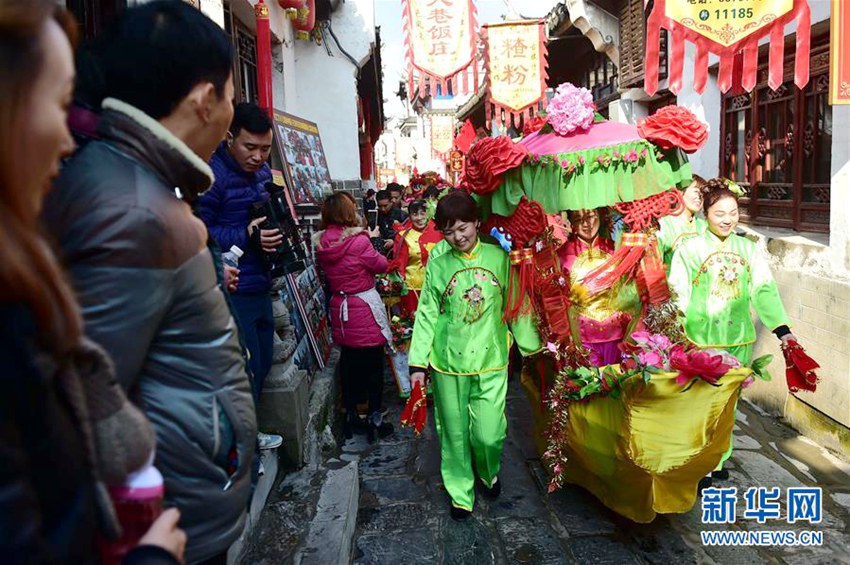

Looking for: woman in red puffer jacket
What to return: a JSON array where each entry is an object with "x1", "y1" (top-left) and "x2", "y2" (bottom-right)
[{"x1": 314, "y1": 192, "x2": 394, "y2": 443}]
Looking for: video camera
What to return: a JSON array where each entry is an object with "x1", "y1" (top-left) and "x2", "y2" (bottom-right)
[{"x1": 252, "y1": 183, "x2": 306, "y2": 277}]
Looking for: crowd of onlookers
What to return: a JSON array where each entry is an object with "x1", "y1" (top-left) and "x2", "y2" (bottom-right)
[{"x1": 0, "y1": 1, "x2": 298, "y2": 563}]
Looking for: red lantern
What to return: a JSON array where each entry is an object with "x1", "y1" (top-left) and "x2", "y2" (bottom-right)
[
  {"x1": 277, "y1": 0, "x2": 300, "y2": 9},
  {"x1": 292, "y1": 0, "x2": 315, "y2": 32}
]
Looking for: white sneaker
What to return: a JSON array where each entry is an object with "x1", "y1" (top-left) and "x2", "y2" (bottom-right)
[{"x1": 258, "y1": 432, "x2": 283, "y2": 450}]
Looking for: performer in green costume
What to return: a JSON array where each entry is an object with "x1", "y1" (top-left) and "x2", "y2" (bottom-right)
[
  {"x1": 656, "y1": 175, "x2": 708, "y2": 271},
  {"x1": 409, "y1": 191, "x2": 541, "y2": 520},
  {"x1": 668, "y1": 178, "x2": 798, "y2": 485}
]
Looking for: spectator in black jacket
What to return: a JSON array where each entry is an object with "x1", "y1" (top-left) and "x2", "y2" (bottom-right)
[
  {"x1": 375, "y1": 189, "x2": 408, "y2": 254},
  {"x1": 0, "y1": 1, "x2": 184, "y2": 562}
]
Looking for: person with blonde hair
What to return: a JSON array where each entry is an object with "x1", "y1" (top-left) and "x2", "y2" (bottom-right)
[{"x1": 0, "y1": 0, "x2": 184, "y2": 561}]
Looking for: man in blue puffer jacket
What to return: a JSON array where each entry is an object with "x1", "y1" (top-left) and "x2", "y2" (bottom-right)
[{"x1": 197, "y1": 103, "x2": 282, "y2": 451}]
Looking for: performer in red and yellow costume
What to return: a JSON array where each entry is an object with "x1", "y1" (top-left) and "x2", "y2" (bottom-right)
[
  {"x1": 389, "y1": 199, "x2": 443, "y2": 317},
  {"x1": 559, "y1": 208, "x2": 640, "y2": 366}
]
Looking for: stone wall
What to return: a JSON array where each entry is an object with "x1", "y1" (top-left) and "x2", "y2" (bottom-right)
[{"x1": 743, "y1": 232, "x2": 850, "y2": 458}]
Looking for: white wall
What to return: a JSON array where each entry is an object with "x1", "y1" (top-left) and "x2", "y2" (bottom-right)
[
  {"x1": 293, "y1": 0, "x2": 375, "y2": 181},
  {"x1": 676, "y1": 43, "x2": 721, "y2": 180},
  {"x1": 829, "y1": 105, "x2": 850, "y2": 274}
]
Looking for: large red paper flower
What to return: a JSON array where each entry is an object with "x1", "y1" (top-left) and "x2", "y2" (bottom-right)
[
  {"x1": 671, "y1": 346, "x2": 732, "y2": 386},
  {"x1": 461, "y1": 136, "x2": 528, "y2": 196},
  {"x1": 523, "y1": 115, "x2": 548, "y2": 137},
  {"x1": 637, "y1": 106, "x2": 708, "y2": 154}
]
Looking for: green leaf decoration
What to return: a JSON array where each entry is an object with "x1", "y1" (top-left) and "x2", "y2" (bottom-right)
[{"x1": 751, "y1": 354, "x2": 774, "y2": 382}]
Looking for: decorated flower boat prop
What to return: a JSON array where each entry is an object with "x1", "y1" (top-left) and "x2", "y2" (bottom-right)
[{"x1": 458, "y1": 83, "x2": 806, "y2": 522}]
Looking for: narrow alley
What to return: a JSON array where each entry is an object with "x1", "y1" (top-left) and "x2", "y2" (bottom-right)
[{"x1": 242, "y1": 372, "x2": 850, "y2": 564}]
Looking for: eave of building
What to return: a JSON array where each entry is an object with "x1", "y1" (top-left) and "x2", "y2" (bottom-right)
[{"x1": 546, "y1": 1, "x2": 619, "y2": 66}]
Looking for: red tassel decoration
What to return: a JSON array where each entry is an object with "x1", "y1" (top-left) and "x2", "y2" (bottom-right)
[
  {"x1": 504, "y1": 249, "x2": 534, "y2": 322},
  {"x1": 581, "y1": 233, "x2": 649, "y2": 296}
]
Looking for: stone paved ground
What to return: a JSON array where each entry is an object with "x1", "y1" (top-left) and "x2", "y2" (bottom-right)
[{"x1": 346, "y1": 377, "x2": 850, "y2": 565}]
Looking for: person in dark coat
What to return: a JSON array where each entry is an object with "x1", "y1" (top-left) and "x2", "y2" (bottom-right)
[
  {"x1": 41, "y1": 3, "x2": 256, "y2": 562},
  {"x1": 196, "y1": 104, "x2": 283, "y2": 451},
  {"x1": 0, "y1": 1, "x2": 184, "y2": 562}
]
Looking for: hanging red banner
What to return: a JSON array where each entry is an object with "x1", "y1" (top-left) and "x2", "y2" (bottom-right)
[
  {"x1": 430, "y1": 114, "x2": 455, "y2": 159},
  {"x1": 644, "y1": 0, "x2": 811, "y2": 95},
  {"x1": 402, "y1": 0, "x2": 479, "y2": 99},
  {"x1": 830, "y1": 0, "x2": 850, "y2": 105},
  {"x1": 483, "y1": 20, "x2": 548, "y2": 129}
]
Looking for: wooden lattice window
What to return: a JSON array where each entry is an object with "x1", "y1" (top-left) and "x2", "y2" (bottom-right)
[
  {"x1": 618, "y1": 0, "x2": 666, "y2": 89},
  {"x1": 720, "y1": 43, "x2": 831, "y2": 232}
]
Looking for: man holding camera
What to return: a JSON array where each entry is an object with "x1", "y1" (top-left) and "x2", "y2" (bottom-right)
[{"x1": 197, "y1": 102, "x2": 282, "y2": 451}]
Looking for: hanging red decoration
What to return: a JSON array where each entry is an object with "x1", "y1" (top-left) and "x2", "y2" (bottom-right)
[
  {"x1": 292, "y1": 0, "x2": 315, "y2": 33},
  {"x1": 402, "y1": 0, "x2": 479, "y2": 99},
  {"x1": 644, "y1": 0, "x2": 811, "y2": 95}
]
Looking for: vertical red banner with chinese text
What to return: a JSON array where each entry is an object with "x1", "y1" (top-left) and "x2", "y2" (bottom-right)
[{"x1": 483, "y1": 20, "x2": 548, "y2": 130}]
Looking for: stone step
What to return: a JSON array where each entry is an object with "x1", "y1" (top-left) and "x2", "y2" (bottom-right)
[
  {"x1": 226, "y1": 447, "x2": 280, "y2": 565},
  {"x1": 295, "y1": 459, "x2": 360, "y2": 564}
]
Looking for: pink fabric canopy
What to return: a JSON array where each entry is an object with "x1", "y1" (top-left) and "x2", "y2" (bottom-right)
[{"x1": 520, "y1": 120, "x2": 643, "y2": 155}]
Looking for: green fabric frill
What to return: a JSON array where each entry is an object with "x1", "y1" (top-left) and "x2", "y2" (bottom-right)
[{"x1": 477, "y1": 140, "x2": 692, "y2": 216}]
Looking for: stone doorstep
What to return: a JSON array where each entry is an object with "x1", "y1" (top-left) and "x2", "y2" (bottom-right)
[
  {"x1": 295, "y1": 460, "x2": 360, "y2": 565},
  {"x1": 226, "y1": 447, "x2": 279, "y2": 565}
]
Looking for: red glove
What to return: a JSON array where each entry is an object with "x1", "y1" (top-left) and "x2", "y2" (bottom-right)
[{"x1": 782, "y1": 340, "x2": 819, "y2": 393}]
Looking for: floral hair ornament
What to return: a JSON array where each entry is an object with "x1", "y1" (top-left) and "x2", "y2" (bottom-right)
[
  {"x1": 546, "y1": 83, "x2": 595, "y2": 137},
  {"x1": 725, "y1": 180, "x2": 748, "y2": 197}
]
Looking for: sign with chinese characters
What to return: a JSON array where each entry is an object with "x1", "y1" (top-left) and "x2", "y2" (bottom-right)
[
  {"x1": 430, "y1": 114, "x2": 455, "y2": 159},
  {"x1": 403, "y1": 0, "x2": 478, "y2": 98},
  {"x1": 830, "y1": 0, "x2": 850, "y2": 105},
  {"x1": 644, "y1": 0, "x2": 811, "y2": 95},
  {"x1": 483, "y1": 20, "x2": 548, "y2": 129}
]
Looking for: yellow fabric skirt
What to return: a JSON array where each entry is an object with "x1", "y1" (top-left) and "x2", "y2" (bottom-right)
[{"x1": 558, "y1": 368, "x2": 751, "y2": 523}]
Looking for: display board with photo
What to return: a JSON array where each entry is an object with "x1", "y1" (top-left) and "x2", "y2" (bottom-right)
[{"x1": 273, "y1": 111, "x2": 332, "y2": 205}]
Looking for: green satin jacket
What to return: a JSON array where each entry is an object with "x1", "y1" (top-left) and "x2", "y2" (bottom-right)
[
  {"x1": 409, "y1": 240, "x2": 542, "y2": 375},
  {"x1": 669, "y1": 231, "x2": 790, "y2": 351},
  {"x1": 656, "y1": 213, "x2": 708, "y2": 270}
]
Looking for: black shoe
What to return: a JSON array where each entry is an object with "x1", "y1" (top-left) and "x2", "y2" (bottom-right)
[
  {"x1": 698, "y1": 476, "x2": 713, "y2": 494},
  {"x1": 711, "y1": 469, "x2": 730, "y2": 480},
  {"x1": 367, "y1": 424, "x2": 376, "y2": 444},
  {"x1": 450, "y1": 504, "x2": 471, "y2": 521},
  {"x1": 377, "y1": 422, "x2": 394, "y2": 439},
  {"x1": 481, "y1": 478, "x2": 501, "y2": 500}
]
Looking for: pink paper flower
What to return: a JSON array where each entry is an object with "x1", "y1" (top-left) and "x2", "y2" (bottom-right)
[
  {"x1": 638, "y1": 350, "x2": 663, "y2": 367},
  {"x1": 546, "y1": 83, "x2": 595, "y2": 136}
]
